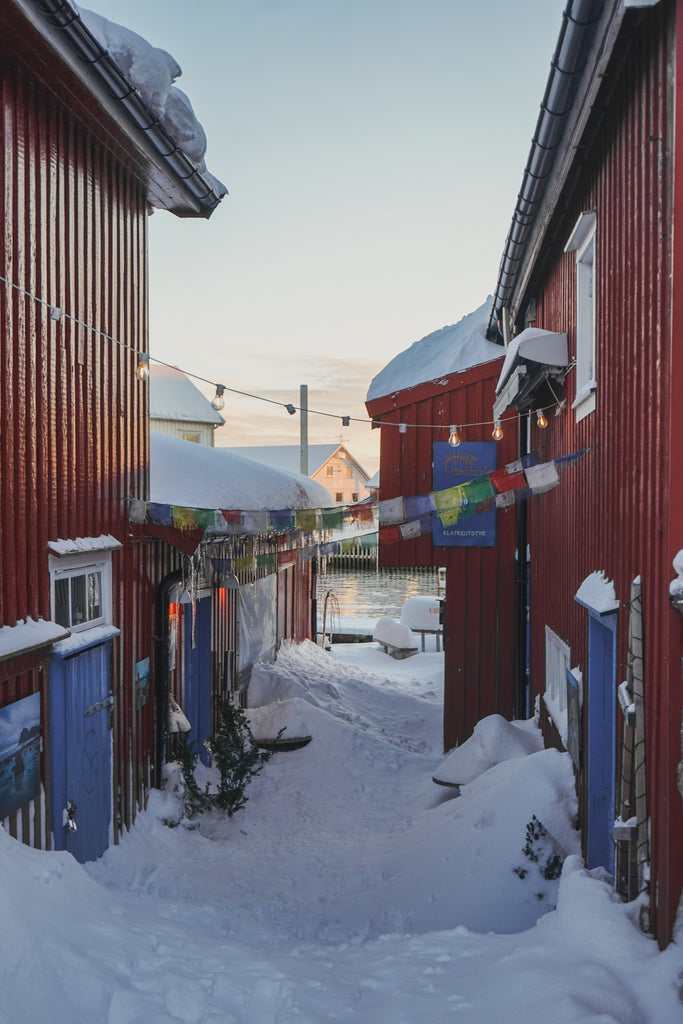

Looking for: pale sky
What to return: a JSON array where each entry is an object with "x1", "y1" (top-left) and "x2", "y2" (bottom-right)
[{"x1": 94, "y1": 0, "x2": 564, "y2": 473}]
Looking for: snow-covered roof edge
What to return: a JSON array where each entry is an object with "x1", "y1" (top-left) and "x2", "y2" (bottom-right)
[
  {"x1": 0, "y1": 617, "x2": 71, "y2": 661},
  {"x1": 366, "y1": 298, "x2": 503, "y2": 403},
  {"x1": 18, "y1": 0, "x2": 225, "y2": 218}
]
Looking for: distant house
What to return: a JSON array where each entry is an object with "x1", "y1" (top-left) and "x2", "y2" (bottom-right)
[
  {"x1": 150, "y1": 364, "x2": 225, "y2": 446},
  {"x1": 224, "y1": 444, "x2": 372, "y2": 505}
]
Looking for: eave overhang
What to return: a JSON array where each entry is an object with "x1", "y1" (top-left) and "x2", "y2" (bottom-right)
[{"x1": 12, "y1": 0, "x2": 224, "y2": 219}]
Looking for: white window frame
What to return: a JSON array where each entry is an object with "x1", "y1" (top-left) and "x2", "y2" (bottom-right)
[
  {"x1": 565, "y1": 211, "x2": 597, "y2": 422},
  {"x1": 544, "y1": 624, "x2": 571, "y2": 746},
  {"x1": 49, "y1": 550, "x2": 114, "y2": 633}
]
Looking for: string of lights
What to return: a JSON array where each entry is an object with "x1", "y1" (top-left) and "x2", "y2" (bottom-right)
[{"x1": 0, "y1": 271, "x2": 564, "y2": 444}]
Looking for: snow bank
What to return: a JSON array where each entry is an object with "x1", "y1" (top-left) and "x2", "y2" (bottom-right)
[
  {"x1": 1, "y1": 637, "x2": 680, "y2": 1023},
  {"x1": 434, "y1": 713, "x2": 545, "y2": 785},
  {"x1": 366, "y1": 297, "x2": 503, "y2": 401}
]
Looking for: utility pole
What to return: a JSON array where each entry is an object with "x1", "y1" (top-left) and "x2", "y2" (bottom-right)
[{"x1": 299, "y1": 384, "x2": 309, "y2": 475}]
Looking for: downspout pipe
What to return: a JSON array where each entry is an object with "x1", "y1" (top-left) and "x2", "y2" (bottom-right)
[
  {"x1": 487, "y1": 0, "x2": 604, "y2": 340},
  {"x1": 34, "y1": 0, "x2": 224, "y2": 218}
]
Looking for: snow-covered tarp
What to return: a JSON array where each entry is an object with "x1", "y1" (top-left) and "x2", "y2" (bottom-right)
[
  {"x1": 76, "y1": 5, "x2": 226, "y2": 198},
  {"x1": 150, "y1": 431, "x2": 333, "y2": 510},
  {"x1": 366, "y1": 297, "x2": 503, "y2": 402},
  {"x1": 433, "y1": 713, "x2": 545, "y2": 786}
]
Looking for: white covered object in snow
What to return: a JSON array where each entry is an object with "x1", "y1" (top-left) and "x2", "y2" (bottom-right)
[
  {"x1": 433, "y1": 714, "x2": 545, "y2": 786},
  {"x1": 373, "y1": 617, "x2": 418, "y2": 657},
  {"x1": 399, "y1": 596, "x2": 442, "y2": 631}
]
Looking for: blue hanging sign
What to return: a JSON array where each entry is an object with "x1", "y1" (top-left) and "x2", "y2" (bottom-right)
[{"x1": 432, "y1": 441, "x2": 497, "y2": 547}]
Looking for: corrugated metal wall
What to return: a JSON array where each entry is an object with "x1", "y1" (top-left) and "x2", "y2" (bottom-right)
[
  {"x1": 367, "y1": 360, "x2": 520, "y2": 751},
  {"x1": 517, "y1": 2, "x2": 682, "y2": 944},
  {"x1": 0, "y1": 46, "x2": 153, "y2": 841}
]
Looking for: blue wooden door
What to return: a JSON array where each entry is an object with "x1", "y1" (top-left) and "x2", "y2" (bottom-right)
[
  {"x1": 586, "y1": 614, "x2": 617, "y2": 875},
  {"x1": 50, "y1": 642, "x2": 113, "y2": 862},
  {"x1": 183, "y1": 597, "x2": 212, "y2": 765}
]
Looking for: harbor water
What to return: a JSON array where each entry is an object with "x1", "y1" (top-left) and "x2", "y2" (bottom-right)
[{"x1": 316, "y1": 566, "x2": 441, "y2": 640}]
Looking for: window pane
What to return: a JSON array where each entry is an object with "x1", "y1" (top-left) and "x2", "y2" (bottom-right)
[
  {"x1": 87, "y1": 571, "x2": 102, "y2": 621},
  {"x1": 54, "y1": 578, "x2": 70, "y2": 627},
  {"x1": 71, "y1": 575, "x2": 86, "y2": 625}
]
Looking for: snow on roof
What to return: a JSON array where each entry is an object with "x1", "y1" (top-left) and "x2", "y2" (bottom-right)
[
  {"x1": 222, "y1": 444, "x2": 364, "y2": 478},
  {"x1": 0, "y1": 617, "x2": 70, "y2": 661},
  {"x1": 47, "y1": 534, "x2": 122, "y2": 556},
  {"x1": 76, "y1": 5, "x2": 227, "y2": 199},
  {"x1": 366, "y1": 297, "x2": 504, "y2": 402},
  {"x1": 150, "y1": 365, "x2": 225, "y2": 425},
  {"x1": 151, "y1": 432, "x2": 333, "y2": 510}
]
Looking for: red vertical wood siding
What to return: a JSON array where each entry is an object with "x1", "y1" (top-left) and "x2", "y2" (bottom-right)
[
  {"x1": 516, "y1": 2, "x2": 682, "y2": 945},
  {"x1": 0, "y1": 46, "x2": 153, "y2": 840},
  {"x1": 367, "y1": 360, "x2": 520, "y2": 751}
]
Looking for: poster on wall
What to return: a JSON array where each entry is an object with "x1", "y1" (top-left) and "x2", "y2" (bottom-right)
[
  {"x1": 0, "y1": 692, "x2": 41, "y2": 820},
  {"x1": 135, "y1": 657, "x2": 150, "y2": 710},
  {"x1": 432, "y1": 441, "x2": 497, "y2": 547}
]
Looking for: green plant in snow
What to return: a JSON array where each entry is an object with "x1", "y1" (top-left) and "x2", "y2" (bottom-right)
[
  {"x1": 205, "y1": 698, "x2": 279, "y2": 816},
  {"x1": 174, "y1": 699, "x2": 280, "y2": 820},
  {"x1": 513, "y1": 815, "x2": 564, "y2": 882}
]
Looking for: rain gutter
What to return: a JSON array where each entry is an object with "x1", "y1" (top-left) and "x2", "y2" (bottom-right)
[
  {"x1": 17, "y1": 0, "x2": 223, "y2": 219},
  {"x1": 487, "y1": 0, "x2": 626, "y2": 341}
]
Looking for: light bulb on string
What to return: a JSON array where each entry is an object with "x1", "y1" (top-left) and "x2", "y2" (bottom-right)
[
  {"x1": 136, "y1": 353, "x2": 150, "y2": 381},
  {"x1": 536, "y1": 409, "x2": 548, "y2": 429},
  {"x1": 492, "y1": 420, "x2": 504, "y2": 441},
  {"x1": 211, "y1": 384, "x2": 226, "y2": 411},
  {"x1": 448, "y1": 425, "x2": 461, "y2": 447}
]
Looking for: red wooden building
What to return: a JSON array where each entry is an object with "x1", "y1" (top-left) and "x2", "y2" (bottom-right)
[
  {"x1": 0, "y1": 0, "x2": 223, "y2": 861},
  {"x1": 487, "y1": 0, "x2": 683, "y2": 948},
  {"x1": 366, "y1": 315, "x2": 521, "y2": 753}
]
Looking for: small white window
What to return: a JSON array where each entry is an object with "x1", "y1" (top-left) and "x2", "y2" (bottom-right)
[
  {"x1": 345, "y1": 466, "x2": 353, "y2": 478},
  {"x1": 565, "y1": 211, "x2": 597, "y2": 422},
  {"x1": 544, "y1": 625, "x2": 570, "y2": 745},
  {"x1": 325, "y1": 465, "x2": 334, "y2": 477},
  {"x1": 49, "y1": 550, "x2": 114, "y2": 632}
]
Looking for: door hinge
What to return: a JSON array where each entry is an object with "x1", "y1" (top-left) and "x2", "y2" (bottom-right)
[{"x1": 85, "y1": 695, "x2": 115, "y2": 717}]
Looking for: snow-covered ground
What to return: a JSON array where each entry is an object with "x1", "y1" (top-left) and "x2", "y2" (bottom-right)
[{"x1": 1, "y1": 639, "x2": 681, "y2": 1023}]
